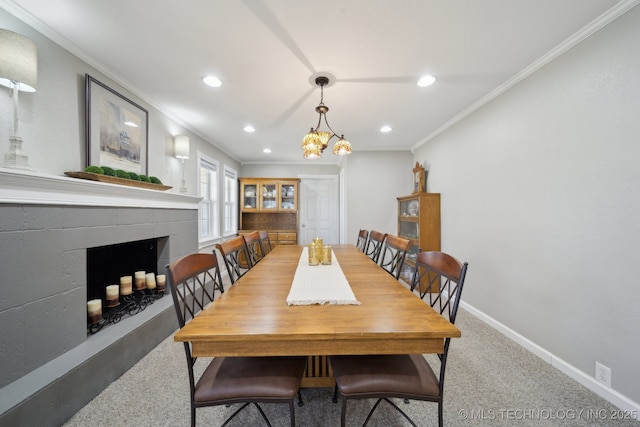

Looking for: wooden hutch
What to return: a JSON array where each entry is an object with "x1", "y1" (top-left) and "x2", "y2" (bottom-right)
[
  {"x1": 397, "y1": 192, "x2": 441, "y2": 287},
  {"x1": 238, "y1": 178, "x2": 300, "y2": 246}
]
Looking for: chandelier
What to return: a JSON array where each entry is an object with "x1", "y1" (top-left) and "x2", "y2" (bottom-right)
[{"x1": 302, "y1": 76, "x2": 352, "y2": 159}]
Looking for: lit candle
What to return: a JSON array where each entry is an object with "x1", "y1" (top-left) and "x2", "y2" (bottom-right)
[
  {"x1": 145, "y1": 272, "x2": 156, "y2": 289},
  {"x1": 105, "y1": 284, "x2": 119, "y2": 306},
  {"x1": 134, "y1": 271, "x2": 146, "y2": 290},
  {"x1": 156, "y1": 274, "x2": 166, "y2": 289},
  {"x1": 87, "y1": 299, "x2": 102, "y2": 324},
  {"x1": 120, "y1": 276, "x2": 133, "y2": 296}
]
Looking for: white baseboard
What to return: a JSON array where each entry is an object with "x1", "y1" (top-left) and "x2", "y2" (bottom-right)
[{"x1": 459, "y1": 300, "x2": 640, "y2": 414}]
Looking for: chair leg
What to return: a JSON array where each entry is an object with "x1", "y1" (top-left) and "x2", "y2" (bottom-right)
[
  {"x1": 191, "y1": 406, "x2": 196, "y2": 427},
  {"x1": 438, "y1": 400, "x2": 443, "y2": 427},
  {"x1": 297, "y1": 389, "x2": 305, "y2": 406},
  {"x1": 289, "y1": 400, "x2": 296, "y2": 427},
  {"x1": 332, "y1": 385, "x2": 339, "y2": 403},
  {"x1": 340, "y1": 396, "x2": 348, "y2": 427},
  {"x1": 363, "y1": 398, "x2": 384, "y2": 426}
]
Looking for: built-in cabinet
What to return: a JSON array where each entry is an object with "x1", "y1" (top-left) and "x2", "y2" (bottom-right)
[
  {"x1": 240, "y1": 179, "x2": 299, "y2": 212},
  {"x1": 239, "y1": 178, "x2": 300, "y2": 246},
  {"x1": 397, "y1": 193, "x2": 441, "y2": 287}
]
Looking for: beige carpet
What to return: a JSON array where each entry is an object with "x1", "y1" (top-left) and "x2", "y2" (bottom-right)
[{"x1": 62, "y1": 308, "x2": 639, "y2": 426}]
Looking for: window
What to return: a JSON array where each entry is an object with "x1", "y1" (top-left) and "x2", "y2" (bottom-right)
[
  {"x1": 198, "y1": 153, "x2": 219, "y2": 244},
  {"x1": 223, "y1": 165, "x2": 238, "y2": 236}
]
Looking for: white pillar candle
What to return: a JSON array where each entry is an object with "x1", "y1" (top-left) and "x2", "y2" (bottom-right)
[
  {"x1": 87, "y1": 298, "x2": 102, "y2": 324},
  {"x1": 145, "y1": 272, "x2": 156, "y2": 289},
  {"x1": 87, "y1": 299, "x2": 102, "y2": 315},
  {"x1": 106, "y1": 285, "x2": 119, "y2": 299},
  {"x1": 105, "y1": 284, "x2": 119, "y2": 307},
  {"x1": 156, "y1": 274, "x2": 166, "y2": 288},
  {"x1": 134, "y1": 271, "x2": 146, "y2": 289},
  {"x1": 120, "y1": 276, "x2": 133, "y2": 296}
]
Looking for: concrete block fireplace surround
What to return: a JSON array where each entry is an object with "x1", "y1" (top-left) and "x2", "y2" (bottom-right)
[{"x1": 0, "y1": 169, "x2": 201, "y2": 426}]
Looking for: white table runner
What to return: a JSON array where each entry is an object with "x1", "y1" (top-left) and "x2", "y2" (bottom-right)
[{"x1": 286, "y1": 247, "x2": 360, "y2": 305}]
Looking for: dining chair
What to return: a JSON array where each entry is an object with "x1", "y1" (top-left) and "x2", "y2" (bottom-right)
[
  {"x1": 378, "y1": 234, "x2": 412, "y2": 280},
  {"x1": 243, "y1": 230, "x2": 264, "y2": 266},
  {"x1": 258, "y1": 230, "x2": 273, "y2": 256},
  {"x1": 216, "y1": 235, "x2": 252, "y2": 284},
  {"x1": 363, "y1": 230, "x2": 386, "y2": 263},
  {"x1": 330, "y1": 251, "x2": 469, "y2": 427},
  {"x1": 356, "y1": 229, "x2": 369, "y2": 252},
  {"x1": 167, "y1": 253, "x2": 307, "y2": 427}
]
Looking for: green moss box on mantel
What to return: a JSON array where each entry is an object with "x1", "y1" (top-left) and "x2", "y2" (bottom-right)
[{"x1": 65, "y1": 168, "x2": 172, "y2": 191}]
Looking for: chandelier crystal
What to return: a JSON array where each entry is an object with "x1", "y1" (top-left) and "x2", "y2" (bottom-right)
[{"x1": 302, "y1": 76, "x2": 352, "y2": 159}]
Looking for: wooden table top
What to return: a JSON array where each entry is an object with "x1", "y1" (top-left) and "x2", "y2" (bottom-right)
[{"x1": 174, "y1": 244, "x2": 460, "y2": 357}]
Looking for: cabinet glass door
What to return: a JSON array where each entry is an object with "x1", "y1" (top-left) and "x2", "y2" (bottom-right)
[
  {"x1": 399, "y1": 198, "x2": 419, "y2": 217},
  {"x1": 241, "y1": 182, "x2": 258, "y2": 211},
  {"x1": 261, "y1": 182, "x2": 278, "y2": 210},
  {"x1": 399, "y1": 221, "x2": 419, "y2": 240},
  {"x1": 280, "y1": 182, "x2": 297, "y2": 211}
]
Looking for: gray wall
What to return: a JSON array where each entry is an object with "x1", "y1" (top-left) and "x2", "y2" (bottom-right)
[
  {"x1": 240, "y1": 163, "x2": 339, "y2": 178},
  {"x1": 343, "y1": 151, "x2": 414, "y2": 244},
  {"x1": 413, "y1": 5, "x2": 640, "y2": 407}
]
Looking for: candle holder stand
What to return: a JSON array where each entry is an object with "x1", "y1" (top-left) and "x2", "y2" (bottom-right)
[{"x1": 87, "y1": 286, "x2": 166, "y2": 334}]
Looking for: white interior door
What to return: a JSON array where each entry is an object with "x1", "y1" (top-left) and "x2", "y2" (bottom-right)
[{"x1": 299, "y1": 175, "x2": 339, "y2": 245}]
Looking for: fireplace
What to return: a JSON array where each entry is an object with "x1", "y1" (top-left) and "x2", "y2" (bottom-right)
[
  {"x1": 86, "y1": 237, "x2": 166, "y2": 302},
  {"x1": 85, "y1": 237, "x2": 170, "y2": 333},
  {"x1": 0, "y1": 170, "x2": 201, "y2": 427}
]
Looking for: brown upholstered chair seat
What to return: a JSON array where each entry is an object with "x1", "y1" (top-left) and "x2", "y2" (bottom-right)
[
  {"x1": 195, "y1": 356, "x2": 307, "y2": 404},
  {"x1": 330, "y1": 354, "x2": 439, "y2": 400}
]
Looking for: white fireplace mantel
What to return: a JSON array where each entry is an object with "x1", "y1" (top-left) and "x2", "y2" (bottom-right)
[{"x1": 0, "y1": 168, "x2": 202, "y2": 209}]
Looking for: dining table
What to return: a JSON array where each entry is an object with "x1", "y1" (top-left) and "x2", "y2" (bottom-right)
[{"x1": 174, "y1": 243, "x2": 461, "y2": 387}]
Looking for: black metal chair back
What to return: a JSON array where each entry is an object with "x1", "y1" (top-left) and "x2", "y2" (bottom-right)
[
  {"x1": 258, "y1": 230, "x2": 272, "y2": 256},
  {"x1": 378, "y1": 234, "x2": 411, "y2": 280},
  {"x1": 216, "y1": 236, "x2": 251, "y2": 284},
  {"x1": 243, "y1": 230, "x2": 264, "y2": 266},
  {"x1": 364, "y1": 230, "x2": 386, "y2": 263},
  {"x1": 356, "y1": 229, "x2": 369, "y2": 252}
]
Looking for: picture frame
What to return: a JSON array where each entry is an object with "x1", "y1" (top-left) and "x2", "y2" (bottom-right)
[
  {"x1": 413, "y1": 161, "x2": 427, "y2": 193},
  {"x1": 85, "y1": 74, "x2": 149, "y2": 175}
]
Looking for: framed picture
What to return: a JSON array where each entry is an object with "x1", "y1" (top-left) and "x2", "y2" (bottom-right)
[
  {"x1": 413, "y1": 161, "x2": 427, "y2": 193},
  {"x1": 85, "y1": 74, "x2": 149, "y2": 175}
]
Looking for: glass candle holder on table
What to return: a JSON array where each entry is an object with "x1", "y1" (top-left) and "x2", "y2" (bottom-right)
[
  {"x1": 322, "y1": 245, "x2": 332, "y2": 265},
  {"x1": 308, "y1": 243, "x2": 320, "y2": 266}
]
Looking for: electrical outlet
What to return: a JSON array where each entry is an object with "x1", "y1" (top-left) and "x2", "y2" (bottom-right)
[{"x1": 595, "y1": 362, "x2": 611, "y2": 387}]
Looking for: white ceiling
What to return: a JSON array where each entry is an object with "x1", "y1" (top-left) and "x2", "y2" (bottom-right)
[{"x1": 2, "y1": 0, "x2": 627, "y2": 164}]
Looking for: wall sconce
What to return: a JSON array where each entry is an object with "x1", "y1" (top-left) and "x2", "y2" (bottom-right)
[
  {"x1": 0, "y1": 29, "x2": 38, "y2": 170},
  {"x1": 174, "y1": 135, "x2": 190, "y2": 194}
]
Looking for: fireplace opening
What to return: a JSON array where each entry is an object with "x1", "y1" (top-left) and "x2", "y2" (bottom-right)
[{"x1": 87, "y1": 238, "x2": 161, "y2": 302}]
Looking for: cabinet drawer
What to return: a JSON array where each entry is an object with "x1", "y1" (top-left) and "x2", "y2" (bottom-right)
[{"x1": 278, "y1": 232, "x2": 297, "y2": 243}]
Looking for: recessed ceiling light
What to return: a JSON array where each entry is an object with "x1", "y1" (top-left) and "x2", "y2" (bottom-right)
[
  {"x1": 263, "y1": 148, "x2": 271, "y2": 154},
  {"x1": 380, "y1": 125, "x2": 392, "y2": 133},
  {"x1": 417, "y1": 75, "x2": 436, "y2": 87},
  {"x1": 203, "y1": 75, "x2": 222, "y2": 87},
  {"x1": 243, "y1": 125, "x2": 255, "y2": 133}
]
